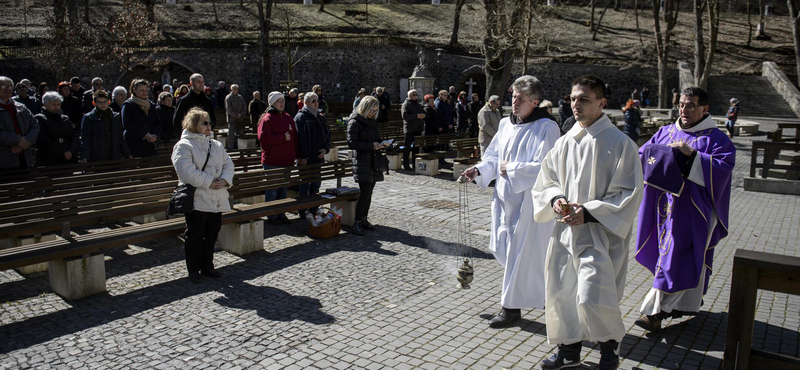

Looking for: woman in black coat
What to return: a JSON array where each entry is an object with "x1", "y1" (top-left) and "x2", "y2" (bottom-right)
[
  {"x1": 36, "y1": 92, "x2": 79, "y2": 166},
  {"x1": 347, "y1": 96, "x2": 388, "y2": 236},
  {"x1": 468, "y1": 93, "x2": 482, "y2": 138},
  {"x1": 122, "y1": 78, "x2": 162, "y2": 158},
  {"x1": 80, "y1": 90, "x2": 132, "y2": 162},
  {"x1": 455, "y1": 91, "x2": 470, "y2": 136},
  {"x1": 155, "y1": 92, "x2": 176, "y2": 143}
]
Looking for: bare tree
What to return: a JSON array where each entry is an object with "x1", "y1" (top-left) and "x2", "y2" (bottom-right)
[
  {"x1": 272, "y1": 4, "x2": 310, "y2": 83},
  {"x1": 319, "y1": 0, "x2": 325, "y2": 12},
  {"x1": 520, "y1": 0, "x2": 560, "y2": 74},
  {"x1": 449, "y1": 0, "x2": 467, "y2": 48},
  {"x1": 592, "y1": 0, "x2": 612, "y2": 40},
  {"x1": 106, "y1": 0, "x2": 164, "y2": 72},
  {"x1": 693, "y1": 0, "x2": 706, "y2": 81},
  {"x1": 139, "y1": 0, "x2": 157, "y2": 24},
  {"x1": 747, "y1": 0, "x2": 752, "y2": 46},
  {"x1": 635, "y1": 0, "x2": 645, "y2": 48},
  {"x1": 481, "y1": 0, "x2": 526, "y2": 102},
  {"x1": 790, "y1": 0, "x2": 800, "y2": 82},
  {"x1": 652, "y1": 0, "x2": 681, "y2": 108},
  {"x1": 695, "y1": 0, "x2": 719, "y2": 89},
  {"x1": 256, "y1": 0, "x2": 274, "y2": 95}
]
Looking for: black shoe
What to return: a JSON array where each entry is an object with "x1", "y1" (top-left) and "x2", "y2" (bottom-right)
[
  {"x1": 351, "y1": 221, "x2": 365, "y2": 236},
  {"x1": 277, "y1": 214, "x2": 292, "y2": 224},
  {"x1": 189, "y1": 273, "x2": 202, "y2": 284},
  {"x1": 403, "y1": 165, "x2": 413, "y2": 171},
  {"x1": 201, "y1": 269, "x2": 222, "y2": 278},
  {"x1": 634, "y1": 314, "x2": 662, "y2": 332},
  {"x1": 488, "y1": 308, "x2": 521, "y2": 328},
  {"x1": 598, "y1": 341, "x2": 620, "y2": 370},
  {"x1": 540, "y1": 350, "x2": 582, "y2": 370},
  {"x1": 361, "y1": 218, "x2": 375, "y2": 230},
  {"x1": 268, "y1": 218, "x2": 283, "y2": 226}
]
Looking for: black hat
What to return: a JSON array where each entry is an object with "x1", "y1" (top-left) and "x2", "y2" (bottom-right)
[{"x1": 70, "y1": 77, "x2": 81, "y2": 84}]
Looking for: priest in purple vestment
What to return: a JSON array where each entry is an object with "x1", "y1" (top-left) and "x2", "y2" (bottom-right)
[{"x1": 633, "y1": 87, "x2": 735, "y2": 332}]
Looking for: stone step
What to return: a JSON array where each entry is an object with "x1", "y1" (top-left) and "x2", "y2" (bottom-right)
[
  {"x1": 779, "y1": 151, "x2": 800, "y2": 164},
  {"x1": 707, "y1": 75, "x2": 798, "y2": 119}
]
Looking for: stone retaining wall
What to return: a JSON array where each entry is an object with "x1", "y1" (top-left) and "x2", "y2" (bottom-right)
[{"x1": 763, "y1": 61, "x2": 800, "y2": 119}]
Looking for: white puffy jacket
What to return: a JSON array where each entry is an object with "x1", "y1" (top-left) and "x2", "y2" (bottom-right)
[{"x1": 172, "y1": 130, "x2": 235, "y2": 213}]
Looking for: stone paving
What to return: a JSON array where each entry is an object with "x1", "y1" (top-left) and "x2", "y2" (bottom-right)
[{"x1": 1, "y1": 119, "x2": 799, "y2": 369}]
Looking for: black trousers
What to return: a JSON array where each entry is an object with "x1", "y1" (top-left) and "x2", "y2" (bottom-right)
[
  {"x1": 355, "y1": 181, "x2": 376, "y2": 221},
  {"x1": 184, "y1": 211, "x2": 222, "y2": 274},
  {"x1": 402, "y1": 131, "x2": 421, "y2": 167}
]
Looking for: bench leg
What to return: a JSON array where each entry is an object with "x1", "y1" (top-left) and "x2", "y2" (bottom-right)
[
  {"x1": 132, "y1": 212, "x2": 167, "y2": 224},
  {"x1": 331, "y1": 199, "x2": 357, "y2": 227},
  {"x1": 387, "y1": 153, "x2": 402, "y2": 170},
  {"x1": 12, "y1": 234, "x2": 59, "y2": 274},
  {"x1": 415, "y1": 157, "x2": 440, "y2": 176},
  {"x1": 48, "y1": 254, "x2": 106, "y2": 300},
  {"x1": 324, "y1": 147, "x2": 339, "y2": 162},
  {"x1": 218, "y1": 220, "x2": 264, "y2": 256}
]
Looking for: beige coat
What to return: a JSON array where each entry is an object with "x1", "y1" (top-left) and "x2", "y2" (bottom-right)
[
  {"x1": 478, "y1": 104, "x2": 502, "y2": 150},
  {"x1": 225, "y1": 94, "x2": 247, "y2": 124}
]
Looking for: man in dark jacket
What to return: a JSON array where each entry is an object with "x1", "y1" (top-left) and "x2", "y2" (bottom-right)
[
  {"x1": 295, "y1": 92, "x2": 331, "y2": 217},
  {"x1": 249, "y1": 91, "x2": 268, "y2": 126},
  {"x1": 174, "y1": 73, "x2": 216, "y2": 130},
  {"x1": 400, "y1": 89, "x2": 426, "y2": 171},
  {"x1": 82, "y1": 77, "x2": 103, "y2": 113},
  {"x1": 70, "y1": 76, "x2": 87, "y2": 99},
  {"x1": 557, "y1": 93, "x2": 571, "y2": 124},
  {"x1": 80, "y1": 90, "x2": 132, "y2": 162},
  {"x1": 58, "y1": 81, "x2": 83, "y2": 134},
  {"x1": 12, "y1": 83, "x2": 41, "y2": 115},
  {"x1": 215, "y1": 81, "x2": 229, "y2": 111},
  {"x1": 0, "y1": 76, "x2": 39, "y2": 169},
  {"x1": 284, "y1": 88, "x2": 299, "y2": 118},
  {"x1": 434, "y1": 90, "x2": 454, "y2": 134}
]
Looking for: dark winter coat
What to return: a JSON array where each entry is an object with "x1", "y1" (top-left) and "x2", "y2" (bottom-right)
[
  {"x1": 377, "y1": 92, "x2": 391, "y2": 123},
  {"x1": 456, "y1": 99, "x2": 471, "y2": 134},
  {"x1": 401, "y1": 98, "x2": 425, "y2": 134},
  {"x1": 250, "y1": 99, "x2": 268, "y2": 125},
  {"x1": 468, "y1": 100, "x2": 482, "y2": 130},
  {"x1": 80, "y1": 108, "x2": 132, "y2": 162},
  {"x1": 60, "y1": 95, "x2": 83, "y2": 133},
  {"x1": 0, "y1": 100, "x2": 39, "y2": 169},
  {"x1": 434, "y1": 97, "x2": 454, "y2": 133},
  {"x1": 215, "y1": 87, "x2": 229, "y2": 109},
  {"x1": 173, "y1": 90, "x2": 216, "y2": 129},
  {"x1": 423, "y1": 104, "x2": 442, "y2": 136},
  {"x1": 82, "y1": 88, "x2": 99, "y2": 113},
  {"x1": 295, "y1": 106, "x2": 331, "y2": 165},
  {"x1": 35, "y1": 110, "x2": 79, "y2": 166},
  {"x1": 109, "y1": 101, "x2": 123, "y2": 113},
  {"x1": 623, "y1": 108, "x2": 641, "y2": 142},
  {"x1": 12, "y1": 95, "x2": 41, "y2": 115},
  {"x1": 347, "y1": 113, "x2": 384, "y2": 184},
  {"x1": 121, "y1": 99, "x2": 162, "y2": 158},
  {"x1": 156, "y1": 105, "x2": 176, "y2": 142},
  {"x1": 284, "y1": 95, "x2": 298, "y2": 118},
  {"x1": 257, "y1": 107, "x2": 298, "y2": 167},
  {"x1": 558, "y1": 98, "x2": 571, "y2": 124}
]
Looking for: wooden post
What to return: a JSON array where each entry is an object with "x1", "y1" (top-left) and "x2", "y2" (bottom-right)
[{"x1": 722, "y1": 260, "x2": 759, "y2": 369}]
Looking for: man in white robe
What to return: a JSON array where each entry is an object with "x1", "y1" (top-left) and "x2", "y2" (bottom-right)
[
  {"x1": 462, "y1": 75, "x2": 559, "y2": 328},
  {"x1": 532, "y1": 75, "x2": 643, "y2": 370}
]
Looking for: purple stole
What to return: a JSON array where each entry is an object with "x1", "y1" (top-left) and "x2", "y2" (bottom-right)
[{"x1": 635, "y1": 123, "x2": 735, "y2": 294}]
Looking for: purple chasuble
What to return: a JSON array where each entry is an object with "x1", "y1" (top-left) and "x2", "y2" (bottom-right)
[{"x1": 635, "y1": 121, "x2": 735, "y2": 294}]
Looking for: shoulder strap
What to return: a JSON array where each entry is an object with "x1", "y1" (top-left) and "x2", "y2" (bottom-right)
[{"x1": 201, "y1": 141, "x2": 211, "y2": 171}]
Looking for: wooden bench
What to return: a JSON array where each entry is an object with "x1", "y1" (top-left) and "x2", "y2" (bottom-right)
[
  {"x1": 749, "y1": 142, "x2": 800, "y2": 180},
  {"x1": 723, "y1": 249, "x2": 800, "y2": 370},
  {"x1": 0, "y1": 160, "x2": 359, "y2": 299},
  {"x1": 771, "y1": 123, "x2": 800, "y2": 144}
]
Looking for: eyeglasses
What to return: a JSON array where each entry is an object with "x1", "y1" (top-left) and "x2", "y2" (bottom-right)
[
  {"x1": 410, "y1": 93, "x2": 418, "y2": 96},
  {"x1": 200, "y1": 121, "x2": 211, "y2": 126},
  {"x1": 0, "y1": 85, "x2": 12, "y2": 90},
  {"x1": 310, "y1": 99, "x2": 318, "y2": 103},
  {"x1": 678, "y1": 103, "x2": 700, "y2": 111}
]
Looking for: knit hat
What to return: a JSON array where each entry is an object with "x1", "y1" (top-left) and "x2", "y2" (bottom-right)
[
  {"x1": 268, "y1": 91, "x2": 284, "y2": 107},
  {"x1": 730, "y1": 98, "x2": 738, "y2": 104},
  {"x1": 423, "y1": 94, "x2": 435, "y2": 102}
]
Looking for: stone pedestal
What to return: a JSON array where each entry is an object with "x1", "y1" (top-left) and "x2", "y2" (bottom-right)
[
  {"x1": 219, "y1": 220, "x2": 264, "y2": 256},
  {"x1": 238, "y1": 138, "x2": 257, "y2": 150},
  {"x1": 324, "y1": 147, "x2": 339, "y2": 162},
  {"x1": 48, "y1": 254, "x2": 106, "y2": 300},
  {"x1": 452, "y1": 162, "x2": 472, "y2": 180},
  {"x1": 330, "y1": 199, "x2": 357, "y2": 227},
  {"x1": 408, "y1": 68, "x2": 435, "y2": 99},
  {"x1": 387, "y1": 153, "x2": 402, "y2": 170},
  {"x1": 415, "y1": 157, "x2": 439, "y2": 176},
  {"x1": 237, "y1": 194, "x2": 265, "y2": 205},
  {"x1": 133, "y1": 212, "x2": 166, "y2": 224}
]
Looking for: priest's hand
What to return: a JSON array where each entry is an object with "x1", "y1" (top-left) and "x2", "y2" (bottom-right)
[
  {"x1": 562, "y1": 202, "x2": 585, "y2": 226},
  {"x1": 552, "y1": 197, "x2": 570, "y2": 216},
  {"x1": 499, "y1": 160, "x2": 509, "y2": 176},
  {"x1": 667, "y1": 141, "x2": 695, "y2": 157},
  {"x1": 462, "y1": 166, "x2": 479, "y2": 182}
]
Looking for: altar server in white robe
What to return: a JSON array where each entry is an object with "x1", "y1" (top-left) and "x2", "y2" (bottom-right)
[
  {"x1": 532, "y1": 75, "x2": 643, "y2": 370},
  {"x1": 462, "y1": 75, "x2": 559, "y2": 328}
]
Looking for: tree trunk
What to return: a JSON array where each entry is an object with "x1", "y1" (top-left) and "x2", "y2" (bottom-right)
[
  {"x1": 145, "y1": 1, "x2": 155, "y2": 24},
  {"x1": 257, "y1": 0, "x2": 273, "y2": 96},
  {"x1": 698, "y1": 0, "x2": 719, "y2": 90},
  {"x1": 319, "y1": 0, "x2": 325, "y2": 12},
  {"x1": 590, "y1": 0, "x2": 596, "y2": 29},
  {"x1": 694, "y1": 0, "x2": 705, "y2": 86},
  {"x1": 54, "y1": 0, "x2": 66, "y2": 25},
  {"x1": 449, "y1": 0, "x2": 466, "y2": 48},
  {"x1": 747, "y1": 0, "x2": 752, "y2": 46},
  {"x1": 592, "y1": 0, "x2": 612, "y2": 40},
  {"x1": 522, "y1": 0, "x2": 534, "y2": 75},
  {"x1": 83, "y1": 0, "x2": 89, "y2": 24},
  {"x1": 789, "y1": 0, "x2": 800, "y2": 82},
  {"x1": 635, "y1": 0, "x2": 645, "y2": 49},
  {"x1": 653, "y1": 0, "x2": 680, "y2": 108},
  {"x1": 211, "y1": 0, "x2": 221, "y2": 23},
  {"x1": 67, "y1": 0, "x2": 78, "y2": 25},
  {"x1": 483, "y1": 0, "x2": 525, "y2": 102}
]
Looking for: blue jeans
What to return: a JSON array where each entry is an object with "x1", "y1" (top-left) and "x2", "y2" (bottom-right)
[
  {"x1": 263, "y1": 165, "x2": 288, "y2": 220},
  {"x1": 298, "y1": 180, "x2": 322, "y2": 216}
]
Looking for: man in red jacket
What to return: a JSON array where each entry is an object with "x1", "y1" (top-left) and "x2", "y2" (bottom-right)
[{"x1": 258, "y1": 91, "x2": 299, "y2": 226}]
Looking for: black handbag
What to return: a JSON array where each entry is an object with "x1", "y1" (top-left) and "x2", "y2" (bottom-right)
[
  {"x1": 167, "y1": 144, "x2": 211, "y2": 216},
  {"x1": 373, "y1": 151, "x2": 389, "y2": 174}
]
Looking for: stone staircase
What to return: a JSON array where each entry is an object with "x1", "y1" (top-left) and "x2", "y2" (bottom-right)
[{"x1": 707, "y1": 76, "x2": 798, "y2": 119}]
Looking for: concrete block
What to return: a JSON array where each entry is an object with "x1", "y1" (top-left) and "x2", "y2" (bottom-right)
[
  {"x1": 237, "y1": 194, "x2": 265, "y2": 205},
  {"x1": 452, "y1": 162, "x2": 472, "y2": 180},
  {"x1": 387, "y1": 153, "x2": 402, "y2": 170},
  {"x1": 13, "y1": 234, "x2": 58, "y2": 274},
  {"x1": 219, "y1": 220, "x2": 264, "y2": 256},
  {"x1": 48, "y1": 254, "x2": 106, "y2": 300},
  {"x1": 237, "y1": 138, "x2": 257, "y2": 149},
  {"x1": 415, "y1": 157, "x2": 439, "y2": 176},
  {"x1": 324, "y1": 147, "x2": 340, "y2": 162},
  {"x1": 132, "y1": 212, "x2": 167, "y2": 224},
  {"x1": 743, "y1": 177, "x2": 800, "y2": 196},
  {"x1": 331, "y1": 199, "x2": 357, "y2": 227}
]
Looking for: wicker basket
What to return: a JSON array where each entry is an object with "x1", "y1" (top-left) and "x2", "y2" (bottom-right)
[{"x1": 309, "y1": 215, "x2": 342, "y2": 239}]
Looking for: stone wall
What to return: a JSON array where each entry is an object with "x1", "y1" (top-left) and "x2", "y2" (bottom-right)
[
  {"x1": 0, "y1": 45, "x2": 677, "y2": 108},
  {"x1": 763, "y1": 61, "x2": 800, "y2": 119}
]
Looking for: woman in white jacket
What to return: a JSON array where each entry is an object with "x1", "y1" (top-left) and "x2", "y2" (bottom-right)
[{"x1": 172, "y1": 107, "x2": 234, "y2": 283}]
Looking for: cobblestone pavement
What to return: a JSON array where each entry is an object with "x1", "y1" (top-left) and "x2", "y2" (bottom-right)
[{"x1": 1, "y1": 120, "x2": 799, "y2": 369}]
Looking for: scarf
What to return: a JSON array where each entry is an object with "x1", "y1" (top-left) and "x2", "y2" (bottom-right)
[
  {"x1": 99, "y1": 108, "x2": 113, "y2": 125},
  {"x1": 132, "y1": 96, "x2": 150, "y2": 115},
  {"x1": 0, "y1": 100, "x2": 21, "y2": 135}
]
